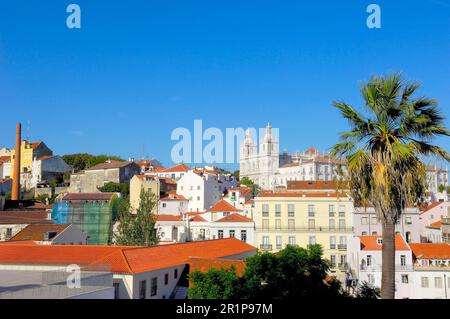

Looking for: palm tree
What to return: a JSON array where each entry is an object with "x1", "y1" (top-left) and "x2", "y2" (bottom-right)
[{"x1": 331, "y1": 74, "x2": 449, "y2": 299}]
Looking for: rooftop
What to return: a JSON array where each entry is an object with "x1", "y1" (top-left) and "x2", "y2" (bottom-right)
[
  {"x1": 188, "y1": 257, "x2": 246, "y2": 276},
  {"x1": 161, "y1": 163, "x2": 191, "y2": 173},
  {"x1": 9, "y1": 224, "x2": 70, "y2": 242},
  {"x1": 206, "y1": 200, "x2": 242, "y2": 212},
  {"x1": 214, "y1": 213, "x2": 253, "y2": 223},
  {"x1": 0, "y1": 211, "x2": 51, "y2": 225},
  {"x1": 61, "y1": 193, "x2": 117, "y2": 201},
  {"x1": 0, "y1": 238, "x2": 256, "y2": 275},
  {"x1": 358, "y1": 235, "x2": 410, "y2": 251},
  {"x1": 410, "y1": 243, "x2": 450, "y2": 259},
  {"x1": 85, "y1": 160, "x2": 132, "y2": 171}
]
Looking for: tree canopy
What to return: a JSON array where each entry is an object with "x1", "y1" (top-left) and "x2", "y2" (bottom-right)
[
  {"x1": 62, "y1": 153, "x2": 125, "y2": 172},
  {"x1": 98, "y1": 182, "x2": 130, "y2": 196}
]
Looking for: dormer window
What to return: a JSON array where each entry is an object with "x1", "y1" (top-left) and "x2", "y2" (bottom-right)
[{"x1": 377, "y1": 238, "x2": 383, "y2": 245}]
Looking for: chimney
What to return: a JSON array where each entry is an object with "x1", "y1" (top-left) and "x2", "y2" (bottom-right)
[{"x1": 11, "y1": 123, "x2": 21, "y2": 200}]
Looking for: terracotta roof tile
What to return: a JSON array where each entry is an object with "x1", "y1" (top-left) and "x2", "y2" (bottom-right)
[
  {"x1": 156, "y1": 215, "x2": 183, "y2": 222},
  {"x1": 10, "y1": 224, "x2": 70, "y2": 241},
  {"x1": 257, "y1": 192, "x2": 348, "y2": 198},
  {"x1": 207, "y1": 200, "x2": 242, "y2": 212},
  {"x1": 427, "y1": 220, "x2": 442, "y2": 229},
  {"x1": 188, "y1": 257, "x2": 246, "y2": 276},
  {"x1": 0, "y1": 238, "x2": 256, "y2": 274},
  {"x1": 358, "y1": 235, "x2": 410, "y2": 251},
  {"x1": 85, "y1": 160, "x2": 132, "y2": 171},
  {"x1": 410, "y1": 243, "x2": 450, "y2": 259},
  {"x1": 214, "y1": 213, "x2": 253, "y2": 223},
  {"x1": 0, "y1": 211, "x2": 51, "y2": 225},
  {"x1": 162, "y1": 164, "x2": 190, "y2": 173}
]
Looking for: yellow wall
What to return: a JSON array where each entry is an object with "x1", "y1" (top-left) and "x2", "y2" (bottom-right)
[
  {"x1": 130, "y1": 175, "x2": 160, "y2": 213},
  {"x1": 10, "y1": 141, "x2": 52, "y2": 173},
  {"x1": 254, "y1": 194, "x2": 354, "y2": 276}
]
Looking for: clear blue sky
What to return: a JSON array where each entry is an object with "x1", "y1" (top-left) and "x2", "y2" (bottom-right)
[{"x1": 0, "y1": 0, "x2": 449, "y2": 169}]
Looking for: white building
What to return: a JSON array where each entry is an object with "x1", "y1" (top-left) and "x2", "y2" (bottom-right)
[
  {"x1": 419, "y1": 202, "x2": 450, "y2": 241},
  {"x1": 30, "y1": 155, "x2": 72, "y2": 188},
  {"x1": 155, "y1": 215, "x2": 188, "y2": 244},
  {"x1": 157, "y1": 163, "x2": 190, "y2": 181},
  {"x1": 348, "y1": 236, "x2": 450, "y2": 299},
  {"x1": 177, "y1": 170, "x2": 236, "y2": 212},
  {"x1": 0, "y1": 238, "x2": 256, "y2": 299},
  {"x1": 353, "y1": 206, "x2": 421, "y2": 243},
  {"x1": 9, "y1": 223, "x2": 87, "y2": 245},
  {"x1": 0, "y1": 210, "x2": 52, "y2": 242},
  {"x1": 223, "y1": 186, "x2": 253, "y2": 210},
  {"x1": 159, "y1": 192, "x2": 188, "y2": 215}
]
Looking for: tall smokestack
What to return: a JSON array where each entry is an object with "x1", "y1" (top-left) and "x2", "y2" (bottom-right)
[{"x1": 11, "y1": 123, "x2": 21, "y2": 200}]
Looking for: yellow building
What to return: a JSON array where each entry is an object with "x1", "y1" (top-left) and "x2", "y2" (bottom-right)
[
  {"x1": 129, "y1": 175, "x2": 160, "y2": 213},
  {"x1": 10, "y1": 141, "x2": 52, "y2": 174},
  {"x1": 254, "y1": 191, "x2": 353, "y2": 277}
]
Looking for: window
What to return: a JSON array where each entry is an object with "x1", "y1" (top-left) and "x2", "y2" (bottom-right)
[
  {"x1": 241, "y1": 230, "x2": 247, "y2": 242},
  {"x1": 372, "y1": 231, "x2": 378, "y2": 235},
  {"x1": 361, "y1": 217, "x2": 368, "y2": 225},
  {"x1": 218, "y1": 230, "x2": 224, "y2": 239},
  {"x1": 288, "y1": 204, "x2": 295, "y2": 217},
  {"x1": 229, "y1": 230, "x2": 235, "y2": 238},
  {"x1": 308, "y1": 219, "x2": 315, "y2": 229},
  {"x1": 197, "y1": 196, "x2": 200, "y2": 201},
  {"x1": 113, "y1": 282, "x2": 120, "y2": 299},
  {"x1": 6, "y1": 228, "x2": 12, "y2": 238},
  {"x1": 174, "y1": 269, "x2": 178, "y2": 279},
  {"x1": 276, "y1": 236, "x2": 282, "y2": 250},
  {"x1": 262, "y1": 236, "x2": 270, "y2": 246},
  {"x1": 262, "y1": 219, "x2": 269, "y2": 229},
  {"x1": 405, "y1": 217, "x2": 412, "y2": 224},
  {"x1": 309, "y1": 236, "x2": 316, "y2": 246},
  {"x1": 421, "y1": 277, "x2": 429, "y2": 288},
  {"x1": 371, "y1": 217, "x2": 378, "y2": 225},
  {"x1": 330, "y1": 255, "x2": 336, "y2": 267},
  {"x1": 338, "y1": 205, "x2": 345, "y2": 216},
  {"x1": 330, "y1": 236, "x2": 336, "y2": 249},
  {"x1": 400, "y1": 255, "x2": 406, "y2": 267},
  {"x1": 197, "y1": 185, "x2": 201, "y2": 190},
  {"x1": 329, "y1": 219, "x2": 335, "y2": 230},
  {"x1": 308, "y1": 205, "x2": 315, "y2": 217},
  {"x1": 340, "y1": 255, "x2": 347, "y2": 266},
  {"x1": 368, "y1": 274, "x2": 375, "y2": 284},
  {"x1": 162, "y1": 203, "x2": 167, "y2": 208},
  {"x1": 328, "y1": 205, "x2": 335, "y2": 217},
  {"x1": 401, "y1": 275, "x2": 409, "y2": 284},
  {"x1": 151, "y1": 277, "x2": 157, "y2": 296},
  {"x1": 288, "y1": 236, "x2": 296, "y2": 246},
  {"x1": 435, "y1": 277, "x2": 443, "y2": 288},
  {"x1": 164, "y1": 273, "x2": 169, "y2": 285},
  {"x1": 362, "y1": 231, "x2": 368, "y2": 236},
  {"x1": 288, "y1": 219, "x2": 295, "y2": 230},
  {"x1": 339, "y1": 219, "x2": 346, "y2": 229},
  {"x1": 275, "y1": 204, "x2": 281, "y2": 217},
  {"x1": 262, "y1": 204, "x2": 269, "y2": 217},
  {"x1": 367, "y1": 255, "x2": 372, "y2": 266},
  {"x1": 376, "y1": 238, "x2": 382, "y2": 245},
  {"x1": 275, "y1": 219, "x2": 281, "y2": 230},
  {"x1": 139, "y1": 280, "x2": 146, "y2": 299}
]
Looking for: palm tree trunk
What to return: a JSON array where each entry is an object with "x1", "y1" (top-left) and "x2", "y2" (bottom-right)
[{"x1": 381, "y1": 218, "x2": 396, "y2": 299}]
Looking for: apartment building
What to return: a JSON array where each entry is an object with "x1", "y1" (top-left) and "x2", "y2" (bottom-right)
[{"x1": 254, "y1": 191, "x2": 353, "y2": 278}]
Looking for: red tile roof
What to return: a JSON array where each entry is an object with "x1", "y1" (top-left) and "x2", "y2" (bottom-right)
[
  {"x1": 419, "y1": 202, "x2": 443, "y2": 213},
  {"x1": 0, "y1": 238, "x2": 256, "y2": 274},
  {"x1": 427, "y1": 220, "x2": 442, "y2": 229},
  {"x1": 158, "y1": 177, "x2": 177, "y2": 185},
  {"x1": 156, "y1": 215, "x2": 183, "y2": 222},
  {"x1": 257, "y1": 192, "x2": 348, "y2": 198},
  {"x1": 215, "y1": 213, "x2": 253, "y2": 223},
  {"x1": 207, "y1": 200, "x2": 242, "y2": 212},
  {"x1": 305, "y1": 147, "x2": 319, "y2": 155},
  {"x1": 410, "y1": 243, "x2": 450, "y2": 259},
  {"x1": 287, "y1": 181, "x2": 342, "y2": 191},
  {"x1": 135, "y1": 174, "x2": 158, "y2": 181},
  {"x1": 358, "y1": 235, "x2": 410, "y2": 251},
  {"x1": 225, "y1": 187, "x2": 252, "y2": 198},
  {"x1": 244, "y1": 199, "x2": 254, "y2": 205},
  {"x1": 189, "y1": 215, "x2": 207, "y2": 222},
  {"x1": 162, "y1": 164, "x2": 190, "y2": 173},
  {"x1": 10, "y1": 224, "x2": 70, "y2": 241},
  {"x1": 62, "y1": 193, "x2": 117, "y2": 201},
  {"x1": 0, "y1": 211, "x2": 51, "y2": 225},
  {"x1": 160, "y1": 194, "x2": 187, "y2": 201},
  {"x1": 30, "y1": 142, "x2": 43, "y2": 149},
  {"x1": 188, "y1": 257, "x2": 246, "y2": 276}
]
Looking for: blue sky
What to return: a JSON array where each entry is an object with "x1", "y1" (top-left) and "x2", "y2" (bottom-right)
[{"x1": 0, "y1": 0, "x2": 449, "y2": 169}]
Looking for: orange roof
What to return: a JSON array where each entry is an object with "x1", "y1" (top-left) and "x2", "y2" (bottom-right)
[
  {"x1": 156, "y1": 215, "x2": 183, "y2": 222},
  {"x1": 185, "y1": 211, "x2": 205, "y2": 216},
  {"x1": 0, "y1": 211, "x2": 51, "y2": 225},
  {"x1": 215, "y1": 213, "x2": 253, "y2": 223},
  {"x1": 0, "y1": 156, "x2": 11, "y2": 163},
  {"x1": 9, "y1": 224, "x2": 70, "y2": 241},
  {"x1": 158, "y1": 177, "x2": 177, "y2": 185},
  {"x1": 358, "y1": 235, "x2": 410, "y2": 251},
  {"x1": 419, "y1": 202, "x2": 443, "y2": 213},
  {"x1": 162, "y1": 163, "x2": 190, "y2": 173},
  {"x1": 244, "y1": 199, "x2": 254, "y2": 205},
  {"x1": 287, "y1": 181, "x2": 343, "y2": 191},
  {"x1": 189, "y1": 215, "x2": 207, "y2": 222},
  {"x1": 207, "y1": 200, "x2": 242, "y2": 212},
  {"x1": 225, "y1": 187, "x2": 252, "y2": 198},
  {"x1": 305, "y1": 147, "x2": 319, "y2": 155},
  {"x1": 427, "y1": 220, "x2": 442, "y2": 229},
  {"x1": 188, "y1": 257, "x2": 246, "y2": 276},
  {"x1": 160, "y1": 194, "x2": 187, "y2": 201},
  {"x1": 30, "y1": 142, "x2": 43, "y2": 149},
  {"x1": 410, "y1": 243, "x2": 450, "y2": 259},
  {"x1": 135, "y1": 174, "x2": 158, "y2": 181},
  {"x1": 0, "y1": 238, "x2": 255, "y2": 274},
  {"x1": 257, "y1": 192, "x2": 348, "y2": 198},
  {"x1": 62, "y1": 193, "x2": 117, "y2": 201}
]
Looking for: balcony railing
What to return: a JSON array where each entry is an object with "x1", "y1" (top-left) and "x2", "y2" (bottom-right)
[
  {"x1": 360, "y1": 264, "x2": 414, "y2": 272},
  {"x1": 259, "y1": 244, "x2": 272, "y2": 251},
  {"x1": 338, "y1": 244, "x2": 347, "y2": 251},
  {"x1": 256, "y1": 226, "x2": 353, "y2": 233}
]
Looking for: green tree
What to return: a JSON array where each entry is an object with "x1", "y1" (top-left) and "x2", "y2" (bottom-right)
[
  {"x1": 188, "y1": 267, "x2": 242, "y2": 299},
  {"x1": 357, "y1": 281, "x2": 381, "y2": 299},
  {"x1": 98, "y1": 182, "x2": 130, "y2": 196},
  {"x1": 62, "y1": 153, "x2": 125, "y2": 172},
  {"x1": 438, "y1": 184, "x2": 446, "y2": 193},
  {"x1": 114, "y1": 188, "x2": 158, "y2": 246},
  {"x1": 239, "y1": 177, "x2": 261, "y2": 196},
  {"x1": 331, "y1": 74, "x2": 449, "y2": 298}
]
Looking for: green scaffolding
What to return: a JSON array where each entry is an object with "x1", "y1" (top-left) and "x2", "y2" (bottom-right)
[{"x1": 52, "y1": 199, "x2": 115, "y2": 245}]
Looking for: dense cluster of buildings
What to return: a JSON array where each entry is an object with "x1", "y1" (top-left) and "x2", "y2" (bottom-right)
[{"x1": 0, "y1": 122, "x2": 449, "y2": 299}]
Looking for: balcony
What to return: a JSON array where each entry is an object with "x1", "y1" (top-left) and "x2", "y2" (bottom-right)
[
  {"x1": 338, "y1": 244, "x2": 347, "y2": 251},
  {"x1": 329, "y1": 244, "x2": 336, "y2": 249},
  {"x1": 255, "y1": 226, "x2": 353, "y2": 233},
  {"x1": 360, "y1": 264, "x2": 414, "y2": 272},
  {"x1": 259, "y1": 244, "x2": 272, "y2": 251}
]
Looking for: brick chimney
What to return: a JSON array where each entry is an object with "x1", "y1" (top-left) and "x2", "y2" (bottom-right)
[{"x1": 11, "y1": 123, "x2": 21, "y2": 200}]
